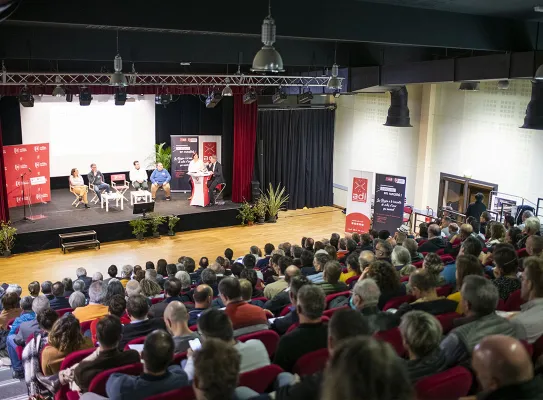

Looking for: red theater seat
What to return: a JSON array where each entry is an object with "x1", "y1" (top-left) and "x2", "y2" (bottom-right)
[
  {"x1": 415, "y1": 366, "x2": 472, "y2": 400},
  {"x1": 56, "y1": 308, "x2": 73, "y2": 317},
  {"x1": 124, "y1": 336, "x2": 146, "y2": 351},
  {"x1": 374, "y1": 327, "x2": 406, "y2": 357},
  {"x1": 323, "y1": 306, "x2": 349, "y2": 319},
  {"x1": 292, "y1": 348, "x2": 329, "y2": 376},
  {"x1": 147, "y1": 386, "x2": 196, "y2": 400},
  {"x1": 88, "y1": 363, "x2": 143, "y2": 396},
  {"x1": 239, "y1": 364, "x2": 284, "y2": 393},
  {"x1": 505, "y1": 289, "x2": 525, "y2": 312},
  {"x1": 325, "y1": 291, "x2": 350, "y2": 309},
  {"x1": 436, "y1": 284, "x2": 453, "y2": 297},
  {"x1": 55, "y1": 348, "x2": 96, "y2": 400},
  {"x1": 382, "y1": 295, "x2": 415, "y2": 311},
  {"x1": 238, "y1": 330, "x2": 280, "y2": 358},
  {"x1": 435, "y1": 312, "x2": 461, "y2": 334}
]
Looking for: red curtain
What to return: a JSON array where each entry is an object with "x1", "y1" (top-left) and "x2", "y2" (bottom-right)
[
  {"x1": 232, "y1": 95, "x2": 257, "y2": 203},
  {"x1": 0, "y1": 119, "x2": 10, "y2": 222}
]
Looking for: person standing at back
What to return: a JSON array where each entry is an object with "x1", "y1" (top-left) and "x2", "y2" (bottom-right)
[{"x1": 466, "y1": 193, "x2": 487, "y2": 221}]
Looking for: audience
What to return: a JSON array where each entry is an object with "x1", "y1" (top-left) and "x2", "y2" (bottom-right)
[
  {"x1": 49, "y1": 281, "x2": 71, "y2": 310},
  {"x1": 0, "y1": 292, "x2": 21, "y2": 330},
  {"x1": 447, "y1": 254, "x2": 484, "y2": 314},
  {"x1": 397, "y1": 270, "x2": 457, "y2": 317},
  {"x1": 322, "y1": 336, "x2": 414, "y2": 400},
  {"x1": 350, "y1": 278, "x2": 400, "y2": 333},
  {"x1": 104, "y1": 265, "x2": 119, "y2": 284},
  {"x1": 518, "y1": 217, "x2": 541, "y2": 250},
  {"x1": 442, "y1": 236, "x2": 482, "y2": 286},
  {"x1": 492, "y1": 244, "x2": 521, "y2": 300},
  {"x1": 399, "y1": 310, "x2": 448, "y2": 383},
  {"x1": 239, "y1": 268, "x2": 264, "y2": 298},
  {"x1": 28, "y1": 281, "x2": 40, "y2": 298},
  {"x1": 374, "y1": 239, "x2": 393, "y2": 262},
  {"x1": 201, "y1": 268, "x2": 219, "y2": 296},
  {"x1": 527, "y1": 235, "x2": 543, "y2": 258},
  {"x1": 392, "y1": 246, "x2": 415, "y2": 277},
  {"x1": 148, "y1": 278, "x2": 184, "y2": 319},
  {"x1": 270, "y1": 275, "x2": 311, "y2": 335},
  {"x1": 274, "y1": 285, "x2": 328, "y2": 372},
  {"x1": 403, "y1": 238, "x2": 424, "y2": 263},
  {"x1": 163, "y1": 301, "x2": 199, "y2": 353},
  {"x1": 41, "y1": 314, "x2": 94, "y2": 375},
  {"x1": 421, "y1": 253, "x2": 446, "y2": 286},
  {"x1": 90, "y1": 294, "x2": 129, "y2": 344},
  {"x1": 506, "y1": 227, "x2": 524, "y2": 250},
  {"x1": 512, "y1": 256, "x2": 543, "y2": 344},
  {"x1": 73, "y1": 279, "x2": 86, "y2": 295},
  {"x1": 264, "y1": 256, "x2": 293, "y2": 298},
  {"x1": 418, "y1": 224, "x2": 446, "y2": 253},
  {"x1": 72, "y1": 281, "x2": 108, "y2": 322},
  {"x1": 299, "y1": 250, "x2": 316, "y2": 276},
  {"x1": 76, "y1": 268, "x2": 93, "y2": 291},
  {"x1": 471, "y1": 335, "x2": 543, "y2": 400},
  {"x1": 73, "y1": 315, "x2": 141, "y2": 393},
  {"x1": 219, "y1": 277, "x2": 267, "y2": 332},
  {"x1": 188, "y1": 285, "x2": 213, "y2": 326},
  {"x1": 125, "y1": 280, "x2": 141, "y2": 299},
  {"x1": 339, "y1": 253, "x2": 361, "y2": 283},
  {"x1": 363, "y1": 260, "x2": 407, "y2": 309},
  {"x1": 103, "y1": 279, "x2": 125, "y2": 305},
  {"x1": 119, "y1": 265, "x2": 133, "y2": 288},
  {"x1": 175, "y1": 271, "x2": 193, "y2": 302},
  {"x1": 119, "y1": 295, "x2": 166, "y2": 350},
  {"x1": 307, "y1": 253, "x2": 330, "y2": 283},
  {"x1": 41, "y1": 281, "x2": 54, "y2": 301},
  {"x1": 316, "y1": 261, "x2": 348, "y2": 295},
  {"x1": 440, "y1": 276, "x2": 517, "y2": 367},
  {"x1": 105, "y1": 330, "x2": 189, "y2": 399},
  {"x1": 140, "y1": 278, "x2": 162, "y2": 299}
]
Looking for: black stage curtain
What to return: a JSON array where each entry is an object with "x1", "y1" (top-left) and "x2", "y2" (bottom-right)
[
  {"x1": 256, "y1": 109, "x2": 335, "y2": 210},
  {"x1": 0, "y1": 96, "x2": 22, "y2": 145}
]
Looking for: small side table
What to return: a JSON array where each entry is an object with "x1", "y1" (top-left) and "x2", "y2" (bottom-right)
[
  {"x1": 101, "y1": 192, "x2": 124, "y2": 212},
  {"x1": 131, "y1": 190, "x2": 152, "y2": 205}
]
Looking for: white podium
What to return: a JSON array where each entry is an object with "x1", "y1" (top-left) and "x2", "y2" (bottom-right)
[{"x1": 188, "y1": 171, "x2": 212, "y2": 207}]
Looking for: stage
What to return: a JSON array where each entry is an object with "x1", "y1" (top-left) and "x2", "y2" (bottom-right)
[{"x1": 9, "y1": 189, "x2": 240, "y2": 254}]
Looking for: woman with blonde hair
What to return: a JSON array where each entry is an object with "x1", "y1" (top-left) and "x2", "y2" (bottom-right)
[
  {"x1": 69, "y1": 168, "x2": 90, "y2": 208},
  {"x1": 486, "y1": 222, "x2": 506, "y2": 247},
  {"x1": 422, "y1": 253, "x2": 446, "y2": 287},
  {"x1": 139, "y1": 278, "x2": 162, "y2": 299}
]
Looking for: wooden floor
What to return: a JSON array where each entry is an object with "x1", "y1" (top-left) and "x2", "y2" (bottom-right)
[{"x1": 3, "y1": 207, "x2": 345, "y2": 295}]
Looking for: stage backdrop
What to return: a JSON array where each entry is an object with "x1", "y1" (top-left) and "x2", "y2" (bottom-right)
[
  {"x1": 171, "y1": 135, "x2": 199, "y2": 191},
  {"x1": 4, "y1": 143, "x2": 51, "y2": 208},
  {"x1": 198, "y1": 136, "x2": 222, "y2": 164},
  {"x1": 373, "y1": 173, "x2": 406, "y2": 233},
  {"x1": 345, "y1": 170, "x2": 373, "y2": 234}
]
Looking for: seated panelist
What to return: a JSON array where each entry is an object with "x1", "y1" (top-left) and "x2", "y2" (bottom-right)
[
  {"x1": 69, "y1": 168, "x2": 90, "y2": 209},
  {"x1": 130, "y1": 160, "x2": 149, "y2": 191},
  {"x1": 87, "y1": 163, "x2": 111, "y2": 201},
  {"x1": 206, "y1": 154, "x2": 225, "y2": 205},
  {"x1": 150, "y1": 162, "x2": 171, "y2": 201},
  {"x1": 187, "y1": 152, "x2": 206, "y2": 200}
]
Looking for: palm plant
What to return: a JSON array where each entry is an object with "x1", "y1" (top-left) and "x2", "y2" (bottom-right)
[
  {"x1": 146, "y1": 142, "x2": 172, "y2": 170},
  {"x1": 261, "y1": 183, "x2": 289, "y2": 223}
]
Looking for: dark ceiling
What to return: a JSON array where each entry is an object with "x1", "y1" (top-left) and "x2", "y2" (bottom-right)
[{"x1": 359, "y1": 0, "x2": 543, "y2": 19}]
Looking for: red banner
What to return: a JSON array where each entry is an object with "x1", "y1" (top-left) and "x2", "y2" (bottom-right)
[
  {"x1": 202, "y1": 141, "x2": 217, "y2": 163},
  {"x1": 3, "y1": 143, "x2": 51, "y2": 208}
]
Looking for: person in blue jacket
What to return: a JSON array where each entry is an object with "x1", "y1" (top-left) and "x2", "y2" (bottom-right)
[{"x1": 150, "y1": 162, "x2": 171, "y2": 201}]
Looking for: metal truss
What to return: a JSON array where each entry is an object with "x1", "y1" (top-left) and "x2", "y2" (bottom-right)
[{"x1": 1, "y1": 72, "x2": 342, "y2": 88}]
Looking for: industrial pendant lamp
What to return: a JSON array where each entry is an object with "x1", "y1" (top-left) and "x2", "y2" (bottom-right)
[
  {"x1": 222, "y1": 65, "x2": 233, "y2": 96},
  {"x1": 327, "y1": 43, "x2": 342, "y2": 91},
  {"x1": 251, "y1": 0, "x2": 284, "y2": 73},
  {"x1": 52, "y1": 75, "x2": 66, "y2": 97},
  {"x1": 459, "y1": 82, "x2": 479, "y2": 91},
  {"x1": 110, "y1": 31, "x2": 128, "y2": 87}
]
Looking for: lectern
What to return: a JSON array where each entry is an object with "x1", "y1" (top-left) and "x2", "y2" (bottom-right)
[{"x1": 188, "y1": 171, "x2": 212, "y2": 207}]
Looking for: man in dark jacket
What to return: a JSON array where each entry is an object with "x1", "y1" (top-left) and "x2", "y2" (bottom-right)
[
  {"x1": 417, "y1": 224, "x2": 447, "y2": 253},
  {"x1": 119, "y1": 295, "x2": 166, "y2": 350},
  {"x1": 49, "y1": 281, "x2": 71, "y2": 310},
  {"x1": 148, "y1": 278, "x2": 185, "y2": 319},
  {"x1": 271, "y1": 276, "x2": 310, "y2": 335},
  {"x1": 465, "y1": 192, "x2": 487, "y2": 221}
]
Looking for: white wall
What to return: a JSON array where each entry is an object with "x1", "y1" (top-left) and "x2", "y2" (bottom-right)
[
  {"x1": 20, "y1": 95, "x2": 156, "y2": 176},
  {"x1": 333, "y1": 85, "x2": 422, "y2": 208},
  {"x1": 425, "y1": 80, "x2": 543, "y2": 209}
]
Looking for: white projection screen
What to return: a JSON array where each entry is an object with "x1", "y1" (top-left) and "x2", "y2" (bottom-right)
[{"x1": 20, "y1": 95, "x2": 156, "y2": 177}]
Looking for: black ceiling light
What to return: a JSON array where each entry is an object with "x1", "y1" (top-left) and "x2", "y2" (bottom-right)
[
  {"x1": 79, "y1": 87, "x2": 93, "y2": 106},
  {"x1": 384, "y1": 86, "x2": 411, "y2": 127},
  {"x1": 205, "y1": 91, "x2": 222, "y2": 108},
  {"x1": 19, "y1": 86, "x2": 34, "y2": 107},
  {"x1": 114, "y1": 88, "x2": 127, "y2": 106},
  {"x1": 243, "y1": 89, "x2": 257, "y2": 104},
  {"x1": 521, "y1": 81, "x2": 543, "y2": 130},
  {"x1": 459, "y1": 82, "x2": 480, "y2": 91}
]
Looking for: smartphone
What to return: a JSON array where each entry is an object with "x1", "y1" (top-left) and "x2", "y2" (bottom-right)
[{"x1": 189, "y1": 338, "x2": 202, "y2": 351}]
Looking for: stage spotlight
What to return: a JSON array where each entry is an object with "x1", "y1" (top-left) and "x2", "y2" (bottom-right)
[
  {"x1": 297, "y1": 90, "x2": 313, "y2": 104},
  {"x1": 243, "y1": 89, "x2": 257, "y2": 104},
  {"x1": 19, "y1": 86, "x2": 34, "y2": 107},
  {"x1": 52, "y1": 76, "x2": 65, "y2": 97},
  {"x1": 272, "y1": 87, "x2": 287, "y2": 104},
  {"x1": 205, "y1": 91, "x2": 222, "y2": 108},
  {"x1": 79, "y1": 87, "x2": 93, "y2": 106},
  {"x1": 155, "y1": 94, "x2": 172, "y2": 107},
  {"x1": 222, "y1": 78, "x2": 233, "y2": 97},
  {"x1": 459, "y1": 82, "x2": 480, "y2": 91},
  {"x1": 114, "y1": 88, "x2": 127, "y2": 106}
]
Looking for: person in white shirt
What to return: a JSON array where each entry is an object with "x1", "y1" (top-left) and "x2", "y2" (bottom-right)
[
  {"x1": 69, "y1": 168, "x2": 90, "y2": 209},
  {"x1": 187, "y1": 153, "x2": 206, "y2": 201},
  {"x1": 129, "y1": 160, "x2": 149, "y2": 191}
]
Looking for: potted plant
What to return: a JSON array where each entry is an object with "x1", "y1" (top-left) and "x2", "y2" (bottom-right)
[
  {"x1": 129, "y1": 218, "x2": 148, "y2": 241},
  {"x1": 168, "y1": 215, "x2": 180, "y2": 236},
  {"x1": 237, "y1": 201, "x2": 256, "y2": 226},
  {"x1": 254, "y1": 196, "x2": 267, "y2": 224},
  {"x1": 146, "y1": 142, "x2": 172, "y2": 170},
  {"x1": 262, "y1": 183, "x2": 289, "y2": 223},
  {"x1": 149, "y1": 213, "x2": 166, "y2": 238},
  {"x1": 0, "y1": 221, "x2": 17, "y2": 257}
]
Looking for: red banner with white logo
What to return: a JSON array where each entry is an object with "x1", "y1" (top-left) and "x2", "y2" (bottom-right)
[
  {"x1": 345, "y1": 170, "x2": 373, "y2": 234},
  {"x1": 3, "y1": 143, "x2": 51, "y2": 208}
]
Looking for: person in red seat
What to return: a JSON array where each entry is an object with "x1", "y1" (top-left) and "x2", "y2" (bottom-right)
[
  {"x1": 421, "y1": 253, "x2": 446, "y2": 287},
  {"x1": 512, "y1": 257, "x2": 543, "y2": 344},
  {"x1": 362, "y1": 260, "x2": 406, "y2": 310},
  {"x1": 350, "y1": 278, "x2": 399, "y2": 333},
  {"x1": 418, "y1": 224, "x2": 447, "y2": 253},
  {"x1": 471, "y1": 335, "x2": 543, "y2": 400},
  {"x1": 447, "y1": 255, "x2": 484, "y2": 314},
  {"x1": 90, "y1": 294, "x2": 129, "y2": 344},
  {"x1": 396, "y1": 270, "x2": 457, "y2": 317},
  {"x1": 526, "y1": 235, "x2": 543, "y2": 258},
  {"x1": 399, "y1": 310, "x2": 448, "y2": 383},
  {"x1": 315, "y1": 261, "x2": 348, "y2": 295},
  {"x1": 517, "y1": 217, "x2": 541, "y2": 250},
  {"x1": 220, "y1": 277, "x2": 267, "y2": 330},
  {"x1": 322, "y1": 336, "x2": 413, "y2": 400},
  {"x1": 492, "y1": 244, "x2": 521, "y2": 301},
  {"x1": 270, "y1": 275, "x2": 311, "y2": 335},
  {"x1": 73, "y1": 315, "x2": 140, "y2": 393},
  {"x1": 274, "y1": 285, "x2": 328, "y2": 372},
  {"x1": 403, "y1": 238, "x2": 424, "y2": 263},
  {"x1": 163, "y1": 301, "x2": 200, "y2": 353},
  {"x1": 72, "y1": 281, "x2": 108, "y2": 323},
  {"x1": 118, "y1": 295, "x2": 166, "y2": 350}
]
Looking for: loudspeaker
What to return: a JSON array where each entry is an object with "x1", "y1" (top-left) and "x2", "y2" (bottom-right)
[{"x1": 251, "y1": 180, "x2": 260, "y2": 201}]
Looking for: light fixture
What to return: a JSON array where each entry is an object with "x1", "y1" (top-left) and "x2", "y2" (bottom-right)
[
  {"x1": 79, "y1": 87, "x2": 93, "y2": 106},
  {"x1": 1, "y1": 61, "x2": 6, "y2": 84},
  {"x1": 251, "y1": 0, "x2": 284, "y2": 73},
  {"x1": 497, "y1": 80, "x2": 510, "y2": 90},
  {"x1": 19, "y1": 86, "x2": 34, "y2": 107},
  {"x1": 521, "y1": 81, "x2": 543, "y2": 130},
  {"x1": 66, "y1": 91, "x2": 73, "y2": 102},
  {"x1": 109, "y1": 31, "x2": 128, "y2": 87},
  {"x1": 384, "y1": 86, "x2": 412, "y2": 127},
  {"x1": 459, "y1": 82, "x2": 480, "y2": 91},
  {"x1": 327, "y1": 43, "x2": 342, "y2": 91},
  {"x1": 272, "y1": 87, "x2": 287, "y2": 104},
  {"x1": 298, "y1": 89, "x2": 313, "y2": 104},
  {"x1": 52, "y1": 76, "x2": 65, "y2": 97},
  {"x1": 222, "y1": 77, "x2": 233, "y2": 97},
  {"x1": 206, "y1": 92, "x2": 222, "y2": 108},
  {"x1": 243, "y1": 89, "x2": 257, "y2": 104}
]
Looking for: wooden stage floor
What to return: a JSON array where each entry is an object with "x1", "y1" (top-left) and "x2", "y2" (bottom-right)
[{"x1": 2, "y1": 206, "x2": 346, "y2": 295}]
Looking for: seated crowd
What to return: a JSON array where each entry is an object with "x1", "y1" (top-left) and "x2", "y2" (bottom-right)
[{"x1": 1, "y1": 213, "x2": 543, "y2": 400}]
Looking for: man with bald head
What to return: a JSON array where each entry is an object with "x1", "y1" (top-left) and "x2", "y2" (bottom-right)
[
  {"x1": 471, "y1": 335, "x2": 543, "y2": 399},
  {"x1": 163, "y1": 301, "x2": 200, "y2": 353},
  {"x1": 188, "y1": 284, "x2": 213, "y2": 326}
]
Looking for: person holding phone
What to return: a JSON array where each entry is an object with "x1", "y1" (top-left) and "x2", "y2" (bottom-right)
[{"x1": 163, "y1": 301, "x2": 200, "y2": 353}]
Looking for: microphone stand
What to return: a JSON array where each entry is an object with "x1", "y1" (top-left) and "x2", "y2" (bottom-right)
[{"x1": 18, "y1": 171, "x2": 34, "y2": 223}]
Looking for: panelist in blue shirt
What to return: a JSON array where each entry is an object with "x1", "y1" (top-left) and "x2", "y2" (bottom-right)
[{"x1": 150, "y1": 162, "x2": 172, "y2": 201}]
